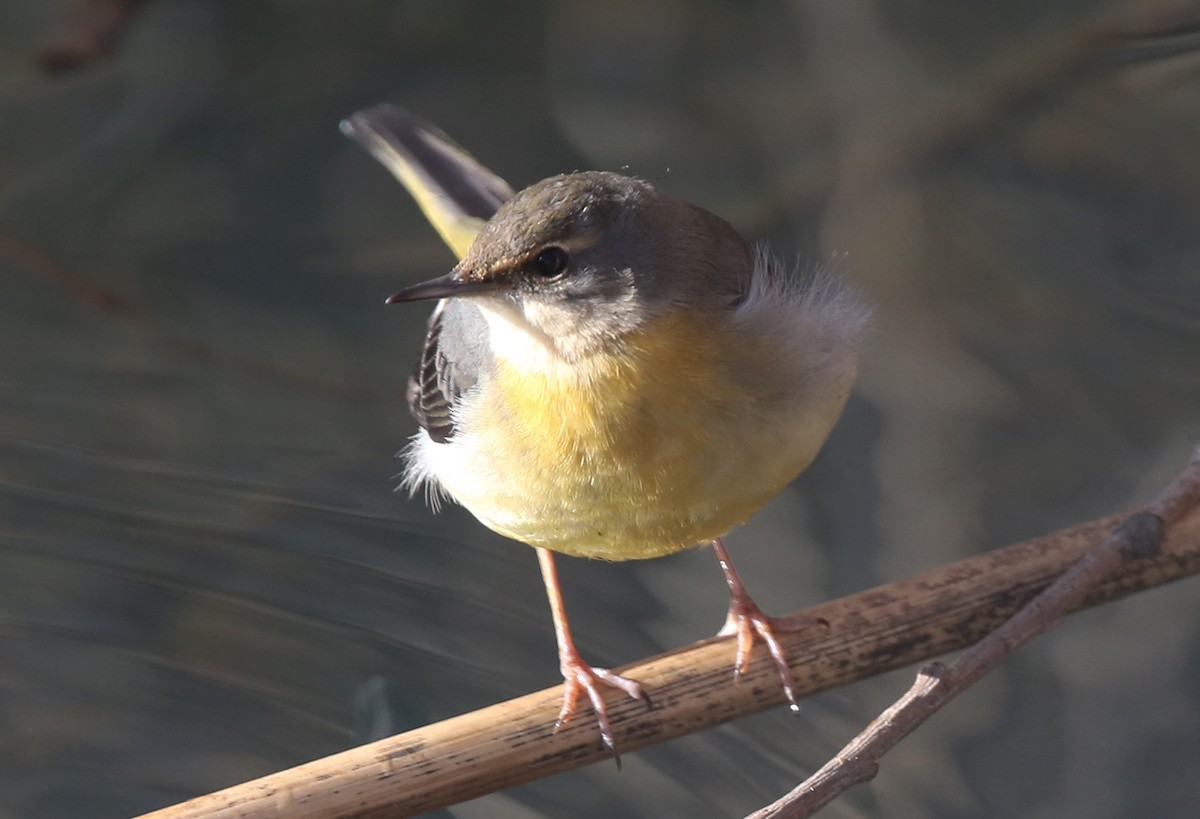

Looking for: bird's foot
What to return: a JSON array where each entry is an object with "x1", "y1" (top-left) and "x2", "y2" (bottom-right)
[
  {"x1": 718, "y1": 598, "x2": 826, "y2": 711},
  {"x1": 556, "y1": 649, "x2": 650, "y2": 755}
]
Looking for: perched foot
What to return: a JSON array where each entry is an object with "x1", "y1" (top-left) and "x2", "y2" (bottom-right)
[
  {"x1": 712, "y1": 537, "x2": 826, "y2": 711},
  {"x1": 537, "y1": 547, "x2": 650, "y2": 754},
  {"x1": 717, "y1": 593, "x2": 824, "y2": 711},
  {"x1": 556, "y1": 643, "x2": 650, "y2": 753}
]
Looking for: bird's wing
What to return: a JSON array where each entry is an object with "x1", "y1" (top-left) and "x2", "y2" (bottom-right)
[{"x1": 407, "y1": 299, "x2": 493, "y2": 442}]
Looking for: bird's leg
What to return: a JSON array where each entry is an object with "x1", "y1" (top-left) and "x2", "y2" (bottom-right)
[
  {"x1": 712, "y1": 537, "x2": 824, "y2": 711},
  {"x1": 536, "y1": 547, "x2": 649, "y2": 753}
]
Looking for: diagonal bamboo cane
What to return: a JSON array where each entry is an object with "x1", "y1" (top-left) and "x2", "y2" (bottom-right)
[{"x1": 135, "y1": 463, "x2": 1200, "y2": 819}]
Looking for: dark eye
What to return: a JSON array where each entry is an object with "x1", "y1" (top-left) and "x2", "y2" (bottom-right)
[{"x1": 533, "y1": 246, "x2": 569, "y2": 278}]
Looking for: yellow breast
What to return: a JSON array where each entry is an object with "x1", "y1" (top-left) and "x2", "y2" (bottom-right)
[{"x1": 421, "y1": 308, "x2": 846, "y2": 560}]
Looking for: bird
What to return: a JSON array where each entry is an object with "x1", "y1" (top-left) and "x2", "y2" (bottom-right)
[{"x1": 341, "y1": 104, "x2": 869, "y2": 754}]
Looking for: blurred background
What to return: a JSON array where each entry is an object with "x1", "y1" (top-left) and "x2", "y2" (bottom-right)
[{"x1": 2, "y1": 1, "x2": 1199, "y2": 817}]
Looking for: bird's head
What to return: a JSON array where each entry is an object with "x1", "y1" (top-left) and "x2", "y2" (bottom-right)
[{"x1": 387, "y1": 171, "x2": 753, "y2": 362}]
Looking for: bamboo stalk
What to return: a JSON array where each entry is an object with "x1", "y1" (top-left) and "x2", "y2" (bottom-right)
[{"x1": 135, "y1": 506, "x2": 1200, "y2": 819}]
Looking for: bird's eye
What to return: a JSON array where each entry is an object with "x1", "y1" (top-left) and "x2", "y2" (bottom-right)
[{"x1": 533, "y1": 246, "x2": 569, "y2": 278}]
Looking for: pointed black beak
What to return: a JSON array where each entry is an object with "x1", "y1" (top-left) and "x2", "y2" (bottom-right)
[{"x1": 385, "y1": 270, "x2": 505, "y2": 304}]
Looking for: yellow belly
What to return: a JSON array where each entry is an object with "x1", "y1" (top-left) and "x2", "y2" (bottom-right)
[{"x1": 425, "y1": 311, "x2": 847, "y2": 559}]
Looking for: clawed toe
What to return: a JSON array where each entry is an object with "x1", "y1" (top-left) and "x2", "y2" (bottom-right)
[
  {"x1": 557, "y1": 659, "x2": 649, "y2": 754},
  {"x1": 712, "y1": 537, "x2": 825, "y2": 711}
]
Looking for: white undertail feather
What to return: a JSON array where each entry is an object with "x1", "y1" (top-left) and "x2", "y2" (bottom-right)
[{"x1": 400, "y1": 434, "x2": 449, "y2": 510}]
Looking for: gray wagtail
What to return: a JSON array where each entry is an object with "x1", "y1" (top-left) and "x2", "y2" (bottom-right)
[{"x1": 342, "y1": 104, "x2": 869, "y2": 753}]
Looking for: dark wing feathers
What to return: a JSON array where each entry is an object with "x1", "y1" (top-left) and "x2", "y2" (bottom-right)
[
  {"x1": 407, "y1": 300, "x2": 491, "y2": 443},
  {"x1": 406, "y1": 305, "x2": 454, "y2": 442}
]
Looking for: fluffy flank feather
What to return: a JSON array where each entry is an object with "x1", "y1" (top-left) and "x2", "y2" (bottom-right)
[{"x1": 398, "y1": 433, "x2": 449, "y2": 512}]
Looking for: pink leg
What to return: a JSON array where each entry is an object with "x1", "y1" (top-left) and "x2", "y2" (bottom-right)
[
  {"x1": 537, "y1": 547, "x2": 649, "y2": 753},
  {"x1": 712, "y1": 537, "x2": 822, "y2": 711}
]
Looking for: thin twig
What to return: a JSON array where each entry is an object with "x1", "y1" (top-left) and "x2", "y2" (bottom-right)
[
  {"x1": 827, "y1": 0, "x2": 1200, "y2": 201},
  {"x1": 133, "y1": 453, "x2": 1200, "y2": 819},
  {"x1": 35, "y1": 0, "x2": 150, "y2": 73},
  {"x1": 747, "y1": 447, "x2": 1200, "y2": 819},
  {"x1": 0, "y1": 228, "x2": 373, "y2": 400}
]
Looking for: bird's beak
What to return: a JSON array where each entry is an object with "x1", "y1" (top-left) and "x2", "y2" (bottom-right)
[{"x1": 385, "y1": 269, "x2": 505, "y2": 304}]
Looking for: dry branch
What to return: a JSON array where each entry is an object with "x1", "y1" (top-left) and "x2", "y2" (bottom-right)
[
  {"x1": 0, "y1": 228, "x2": 371, "y2": 400},
  {"x1": 747, "y1": 447, "x2": 1200, "y2": 818},
  {"x1": 35, "y1": 0, "x2": 150, "y2": 73},
  {"x1": 135, "y1": 459, "x2": 1200, "y2": 819}
]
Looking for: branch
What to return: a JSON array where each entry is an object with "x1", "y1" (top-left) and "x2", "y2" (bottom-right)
[
  {"x1": 0, "y1": 228, "x2": 371, "y2": 400},
  {"x1": 35, "y1": 0, "x2": 150, "y2": 73},
  {"x1": 133, "y1": 449, "x2": 1200, "y2": 819},
  {"x1": 747, "y1": 447, "x2": 1200, "y2": 818}
]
